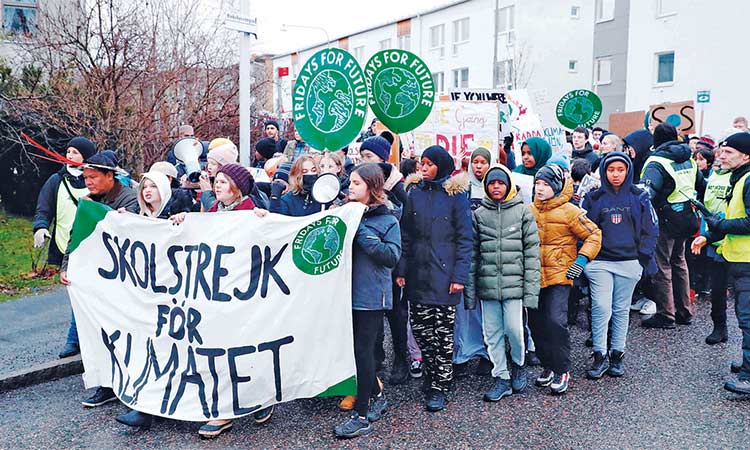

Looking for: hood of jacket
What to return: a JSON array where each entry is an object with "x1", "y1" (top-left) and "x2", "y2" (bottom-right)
[
  {"x1": 404, "y1": 172, "x2": 422, "y2": 190},
  {"x1": 408, "y1": 171, "x2": 469, "y2": 196},
  {"x1": 598, "y1": 151, "x2": 634, "y2": 193},
  {"x1": 533, "y1": 177, "x2": 574, "y2": 211},
  {"x1": 479, "y1": 164, "x2": 520, "y2": 209},
  {"x1": 138, "y1": 171, "x2": 173, "y2": 218},
  {"x1": 382, "y1": 163, "x2": 404, "y2": 192},
  {"x1": 652, "y1": 140, "x2": 691, "y2": 163}
]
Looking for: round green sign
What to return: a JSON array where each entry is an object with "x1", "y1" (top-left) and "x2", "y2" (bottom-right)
[
  {"x1": 556, "y1": 89, "x2": 602, "y2": 129},
  {"x1": 292, "y1": 48, "x2": 368, "y2": 151},
  {"x1": 363, "y1": 49, "x2": 435, "y2": 134},
  {"x1": 292, "y1": 215, "x2": 348, "y2": 276}
]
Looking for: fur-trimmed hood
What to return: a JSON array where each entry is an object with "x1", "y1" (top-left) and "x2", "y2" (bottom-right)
[{"x1": 403, "y1": 171, "x2": 470, "y2": 196}]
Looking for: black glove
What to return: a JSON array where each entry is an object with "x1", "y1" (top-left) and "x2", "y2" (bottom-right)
[
  {"x1": 704, "y1": 214, "x2": 725, "y2": 233},
  {"x1": 270, "y1": 182, "x2": 285, "y2": 199}
]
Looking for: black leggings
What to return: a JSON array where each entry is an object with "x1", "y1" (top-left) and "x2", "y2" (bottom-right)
[
  {"x1": 353, "y1": 310, "x2": 383, "y2": 417},
  {"x1": 709, "y1": 259, "x2": 729, "y2": 326}
]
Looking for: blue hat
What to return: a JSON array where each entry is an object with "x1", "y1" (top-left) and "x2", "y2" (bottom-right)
[
  {"x1": 361, "y1": 136, "x2": 391, "y2": 162},
  {"x1": 547, "y1": 152, "x2": 570, "y2": 171}
]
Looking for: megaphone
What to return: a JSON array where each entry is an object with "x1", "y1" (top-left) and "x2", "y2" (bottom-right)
[
  {"x1": 312, "y1": 173, "x2": 342, "y2": 211},
  {"x1": 173, "y1": 137, "x2": 203, "y2": 183}
]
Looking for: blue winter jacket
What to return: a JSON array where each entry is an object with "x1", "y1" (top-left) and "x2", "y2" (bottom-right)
[
  {"x1": 582, "y1": 152, "x2": 659, "y2": 274},
  {"x1": 270, "y1": 190, "x2": 323, "y2": 217},
  {"x1": 397, "y1": 173, "x2": 473, "y2": 306},
  {"x1": 352, "y1": 204, "x2": 402, "y2": 311}
]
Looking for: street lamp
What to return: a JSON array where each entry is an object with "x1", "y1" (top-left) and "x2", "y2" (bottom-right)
[{"x1": 281, "y1": 23, "x2": 330, "y2": 48}]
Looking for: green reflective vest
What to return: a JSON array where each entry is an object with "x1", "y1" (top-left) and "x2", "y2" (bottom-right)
[
  {"x1": 641, "y1": 155, "x2": 697, "y2": 203},
  {"x1": 721, "y1": 171, "x2": 750, "y2": 263},
  {"x1": 704, "y1": 170, "x2": 732, "y2": 248},
  {"x1": 54, "y1": 177, "x2": 89, "y2": 253}
]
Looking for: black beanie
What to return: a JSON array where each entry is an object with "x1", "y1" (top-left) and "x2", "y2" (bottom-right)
[
  {"x1": 255, "y1": 137, "x2": 277, "y2": 160},
  {"x1": 722, "y1": 132, "x2": 750, "y2": 155},
  {"x1": 264, "y1": 120, "x2": 280, "y2": 131},
  {"x1": 86, "y1": 151, "x2": 117, "y2": 170},
  {"x1": 535, "y1": 164, "x2": 565, "y2": 196},
  {"x1": 67, "y1": 136, "x2": 96, "y2": 161},
  {"x1": 421, "y1": 145, "x2": 454, "y2": 180},
  {"x1": 653, "y1": 123, "x2": 678, "y2": 149},
  {"x1": 484, "y1": 167, "x2": 511, "y2": 199}
]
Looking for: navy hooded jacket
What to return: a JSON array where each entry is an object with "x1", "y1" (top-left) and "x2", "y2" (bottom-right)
[{"x1": 582, "y1": 152, "x2": 659, "y2": 274}]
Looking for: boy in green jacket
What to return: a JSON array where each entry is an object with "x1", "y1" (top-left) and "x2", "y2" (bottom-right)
[{"x1": 465, "y1": 164, "x2": 541, "y2": 402}]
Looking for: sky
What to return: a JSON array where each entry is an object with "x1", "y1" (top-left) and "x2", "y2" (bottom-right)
[{"x1": 244, "y1": 0, "x2": 461, "y2": 55}]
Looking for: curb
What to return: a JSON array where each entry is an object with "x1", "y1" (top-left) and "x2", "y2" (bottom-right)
[{"x1": 0, "y1": 355, "x2": 83, "y2": 393}]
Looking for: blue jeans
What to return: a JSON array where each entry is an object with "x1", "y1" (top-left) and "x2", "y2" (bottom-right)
[
  {"x1": 481, "y1": 299, "x2": 524, "y2": 379},
  {"x1": 585, "y1": 260, "x2": 642, "y2": 354},
  {"x1": 453, "y1": 301, "x2": 489, "y2": 364},
  {"x1": 66, "y1": 310, "x2": 79, "y2": 345}
]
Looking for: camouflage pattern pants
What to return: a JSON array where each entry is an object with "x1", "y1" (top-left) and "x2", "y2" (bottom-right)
[{"x1": 410, "y1": 303, "x2": 456, "y2": 392}]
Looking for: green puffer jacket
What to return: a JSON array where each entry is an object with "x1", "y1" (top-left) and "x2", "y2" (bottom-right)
[{"x1": 465, "y1": 165, "x2": 541, "y2": 309}]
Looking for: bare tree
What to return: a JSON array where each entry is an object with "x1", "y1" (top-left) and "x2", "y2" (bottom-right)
[{"x1": 2, "y1": 0, "x2": 273, "y2": 172}]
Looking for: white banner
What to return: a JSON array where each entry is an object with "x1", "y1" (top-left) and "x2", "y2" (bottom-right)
[
  {"x1": 67, "y1": 201, "x2": 365, "y2": 421},
  {"x1": 409, "y1": 101, "x2": 500, "y2": 162}
]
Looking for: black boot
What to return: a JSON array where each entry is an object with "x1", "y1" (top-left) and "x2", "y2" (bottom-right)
[
  {"x1": 608, "y1": 350, "x2": 625, "y2": 377},
  {"x1": 116, "y1": 409, "x2": 153, "y2": 429},
  {"x1": 705, "y1": 324, "x2": 728, "y2": 345},
  {"x1": 586, "y1": 351, "x2": 609, "y2": 380},
  {"x1": 475, "y1": 357, "x2": 493, "y2": 376},
  {"x1": 388, "y1": 356, "x2": 409, "y2": 385}
]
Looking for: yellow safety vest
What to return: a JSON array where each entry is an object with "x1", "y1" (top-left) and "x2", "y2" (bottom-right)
[
  {"x1": 54, "y1": 177, "x2": 89, "y2": 253},
  {"x1": 704, "y1": 170, "x2": 733, "y2": 248},
  {"x1": 721, "y1": 171, "x2": 750, "y2": 263},
  {"x1": 641, "y1": 155, "x2": 697, "y2": 203}
]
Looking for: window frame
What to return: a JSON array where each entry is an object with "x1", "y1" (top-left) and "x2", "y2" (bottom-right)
[
  {"x1": 432, "y1": 71, "x2": 445, "y2": 93},
  {"x1": 595, "y1": 0, "x2": 616, "y2": 23},
  {"x1": 570, "y1": 5, "x2": 581, "y2": 19},
  {"x1": 568, "y1": 59, "x2": 578, "y2": 73},
  {"x1": 379, "y1": 38, "x2": 392, "y2": 51},
  {"x1": 656, "y1": 0, "x2": 678, "y2": 18},
  {"x1": 397, "y1": 34, "x2": 410, "y2": 51},
  {"x1": 3, "y1": 0, "x2": 38, "y2": 37},
  {"x1": 429, "y1": 23, "x2": 446, "y2": 58},
  {"x1": 496, "y1": 5, "x2": 515, "y2": 45},
  {"x1": 452, "y1": 67, "x2": 469, "y2": 89},
  {"x1": 654, "y1": 51, "x2": 675, "y2": 85},
  {"x1": 494, "y1": 59, "x2": 513, "y2": 90},
  {"x1": 594, "y1": 57, "x2": 612, "y2": 85}
]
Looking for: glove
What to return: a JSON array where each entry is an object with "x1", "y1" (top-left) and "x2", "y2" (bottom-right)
[
  {"x1": 566, "y1": 255, "x2": 588, "y2": 280},
  {"x1": 33, "y1": 229, "x2": 51, "y2": 248},
  {"x1": 704, "y1": 214, "x2": 725, "y2": 233},
  {"x1": 270, "y1": 181, "x2": 285, "y2": 199}
]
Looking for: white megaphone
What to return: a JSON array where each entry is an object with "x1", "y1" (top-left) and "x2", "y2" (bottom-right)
[{"x1": 172, "y1": 137, "x2": 204, "y2": 183}]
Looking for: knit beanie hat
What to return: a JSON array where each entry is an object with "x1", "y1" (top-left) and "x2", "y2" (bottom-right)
[
  {"x1": 697, "y1": 136, "x2": 715, "y2": 149},
  {"x1": 470, "y1": 147, "x2": 492, "y2": 164},
  {"x1": 217, "y1": 164, "x2": 253, "y2": 196},
  {"x1": 264, "y1": 120, "x2": 280, "y2": 132},
  {"x1": 653, "y1": 123, "x2": 678, "y2": 149},
  {"x1": 208, "y1": 142, "x2": 239, "y2": 166},
  {"x1": 67, "y1": 136, "x2": 96, "y2": 161},
  {"x1": 208, "y1": 138, "x2": 234, "y2": 150},
  {"x1": 422, "y1": 145, "x2": 454, "y2": 180},
  {"x1": 150, "y1": 161, "x2": 178, "y2": 179},
  {"x1": 361, "y1": 136, "x2": 391, "y2": 162},
  {"x1": 274, "y1": 162, "x2": 292, "y2": 183},
  {"x1": 484, "y1": 167, "x2": 510, "y2": 193},
  {"x1": 255, "y1": 137, "x2": 277, "y2": 160},
  {"x1": 535, "y1": 164, "x2": 565, "y2": 196},
  {"x1": 722, "y1": 132, "x2": 750, "y2": 155},
  {"x1": 547, "y1": 152, "x2": 571, "y2": 171}
]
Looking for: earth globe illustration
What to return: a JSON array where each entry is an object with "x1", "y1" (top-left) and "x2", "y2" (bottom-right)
[
  {"x1": 307, "y1": 69, "x2": 354, "y2": 133},
  {"x1": 562, "y1": 96, "x2": 595, "y2": 124},
  {"x1": 373, "y1": 67, "x2": 420, "y2": 119},
  {"x1": 300, "y1": 224, "x2": 341, "y2": 265}
]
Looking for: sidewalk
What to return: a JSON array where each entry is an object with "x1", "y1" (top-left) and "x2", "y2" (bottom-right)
[{"x1": 0, "y1": 287, "x2": 71, "y2": 377}]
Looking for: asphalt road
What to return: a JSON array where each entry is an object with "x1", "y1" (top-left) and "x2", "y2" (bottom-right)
[{"x1": 1, "y1": 296, "x2": 749, "y2": 449}]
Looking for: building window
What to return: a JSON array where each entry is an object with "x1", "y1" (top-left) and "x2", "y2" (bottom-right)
[
  {"x1": 568, "y1": 60, "x2": 578, "y2": 72},
  {"x1": 429, "y1": 24, "x2": 445, "y2": 58},
  {"x1": 496, "y1": 5, "x2": 515, "y2": 45},
  {"x1": 353, "y1": 46, "x2": 364, "y2": 61},
  {"x1": 656, "y1": 52, "x2": 674, "y2": 83},
  {"x1": 397, "y1": 34, "x2": 410, "y2": 51},
  {"x1": 452, "y1": 17, "x2": 469, "y2": 55},
  {"x1": 452, "y1": 67, "x2": 469, "y2": 88},
  {"x1": 595, "y1": 57, "x2": 612, "y2": 85},
  {"x1": 595, "y1": 0, "x2": 615, "y2": 22},
  {"x1": 379, "y1": 38, "x2": 391, "y2": 50},
  {"x1": 570, "y1": 6, "x2": 581, "y2": 18},
  {"x1": 656, "y1": 0, "x2": 677, "y2": 17},
  {"x1": 432, "y1": 72, "x2": 445, "y2": 93},
  {"x1": 3, "y1": 0, "x2": 38, "y2": 36},
  {"x1": 494, "y1": 60, "x2": 513, "y2": 90}
]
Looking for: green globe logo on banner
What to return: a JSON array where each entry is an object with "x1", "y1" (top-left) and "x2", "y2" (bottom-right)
[
  {"x1": 293, "y1": 48, "x2": 368, "y2": 151},
  {"x1": 556, "y1": 89, "x2": 603, "y2": 129},
  {"x1": 364, "y1": 50, "x2": 435, "y2": 133},
  {"x1": 292, "y1": 216, "x2": 347, "y2": 275}
]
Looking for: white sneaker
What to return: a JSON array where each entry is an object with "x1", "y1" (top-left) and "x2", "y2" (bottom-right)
[
  {"x1": 631, "y1": 297, "x2": 649, "y2": 311},
  {"x1": 640, "y1": 299, "x2": 657, "y2": 315}
]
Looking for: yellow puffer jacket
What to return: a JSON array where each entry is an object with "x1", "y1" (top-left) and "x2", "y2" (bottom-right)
[{"x1": 530, "y1": 179, "x2": 601, "y2": 288}]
